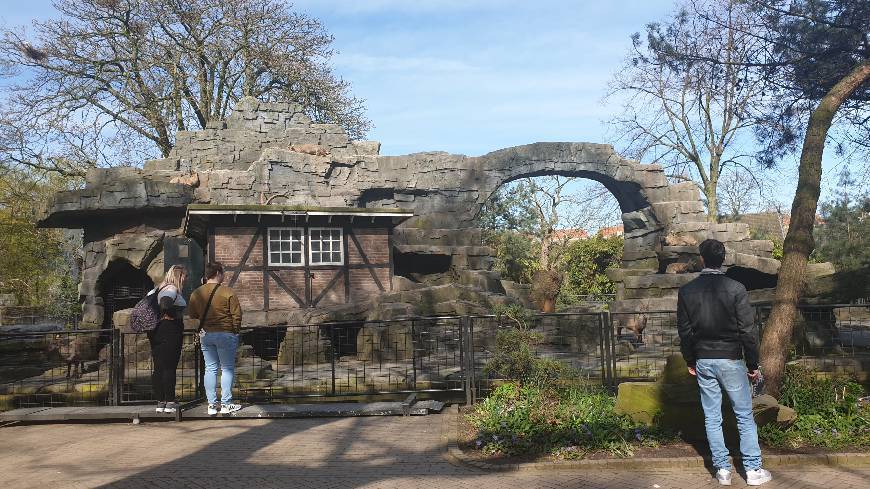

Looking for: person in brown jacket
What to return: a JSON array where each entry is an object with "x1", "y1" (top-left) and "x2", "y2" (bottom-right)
[{"x1": 188, "y1": 262, "x2": 243, "y2": 415}]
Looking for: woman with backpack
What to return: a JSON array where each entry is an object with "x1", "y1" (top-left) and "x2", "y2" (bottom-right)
[{"x1": 147, "y1": 264, "x2": 188, "y2": 413}]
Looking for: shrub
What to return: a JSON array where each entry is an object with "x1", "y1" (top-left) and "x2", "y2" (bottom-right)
[
  {"x1": 466, "y1": 383, "x2": 675, "y2": 458},
  {"x1": 779, "y1": 364, "x2": 863, "y2": 415},
  {"x1": 483, "y1": 328, "x2": 572, "y2": 385},
  {"x1": 758, "y1": 364, "x2": 869, "y2": 449}
]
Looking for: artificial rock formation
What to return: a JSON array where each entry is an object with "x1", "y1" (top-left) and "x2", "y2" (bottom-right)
[{"x1": 39, "y1": 98, "x2": 781, "y2": 326}]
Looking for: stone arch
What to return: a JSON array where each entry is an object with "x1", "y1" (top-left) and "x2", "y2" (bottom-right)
[{"x1": 470, "y1": 142, "x2": 707, "y2": 271}]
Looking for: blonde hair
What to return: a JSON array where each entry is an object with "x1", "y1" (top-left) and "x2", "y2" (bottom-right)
[{"x1": 160, "y1": 265, "x2": 187, "y2": 290}]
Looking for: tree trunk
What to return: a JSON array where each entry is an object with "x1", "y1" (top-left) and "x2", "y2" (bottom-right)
[
  {"x1": 705, "y1": 184, "x2": 719, "y2": 223},
  {"x1": 760, "y1": 61, "x2": 870, "y2": 399}
]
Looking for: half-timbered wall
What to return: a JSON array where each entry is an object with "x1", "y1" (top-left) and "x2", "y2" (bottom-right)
[{"x1": 208, "y1": 218, "x2": 393, "y2": 315}]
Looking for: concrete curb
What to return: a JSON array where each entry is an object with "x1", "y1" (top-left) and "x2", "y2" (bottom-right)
[{"x1": 442, "y1": 405, "x2": 870, "y2": 472}]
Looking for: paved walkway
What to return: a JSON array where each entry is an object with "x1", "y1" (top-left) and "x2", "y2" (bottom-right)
[{"x1": 1, "y1": 414, "x2": 867, "y2": 488}]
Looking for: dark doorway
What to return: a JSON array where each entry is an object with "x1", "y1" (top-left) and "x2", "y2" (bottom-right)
[
  {"x1": 726, "y1": 266, "x2": 778, "y2": 291},
  {"x1": 98, "y1": 261, "x2": 154, "y2": 329}
]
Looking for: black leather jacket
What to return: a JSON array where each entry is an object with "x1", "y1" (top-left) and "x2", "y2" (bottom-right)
[{"x1": 676, "y1": 271, "x2": 759, "y2": 370}]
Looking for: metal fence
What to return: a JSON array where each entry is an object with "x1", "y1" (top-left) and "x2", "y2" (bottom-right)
[
  {"x1": 1, "y1": 303, "x2": 867, "y2": 411},
  {"x1": 0, "y1": 328, "x2": 112, "y2": 410}
]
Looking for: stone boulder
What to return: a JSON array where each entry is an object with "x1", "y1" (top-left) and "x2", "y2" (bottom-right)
[
  {"x1": 356, "y1": 322, "x2": 414, "y2": 362},
  {"x1": 615, "y1": 355, "x2": 797, "y2": 440},
  {"x1": 277, "y1": 326, "x2": 329, "y2": 366}
]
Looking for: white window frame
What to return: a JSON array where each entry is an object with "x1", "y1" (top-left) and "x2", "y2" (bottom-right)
[
  {"x1": 308, "y1": 227, "x2": 344, "y2": 266},
  {"x1": 267, "y1": 227, "x2": 305, "y2": 267}
]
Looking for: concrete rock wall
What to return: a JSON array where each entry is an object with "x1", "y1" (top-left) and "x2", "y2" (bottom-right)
[{"x1": 39, "y1": 98, "x2": 780, "y2": 321}]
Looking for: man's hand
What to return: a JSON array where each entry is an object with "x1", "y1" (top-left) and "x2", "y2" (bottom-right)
[
  {"x1": 748, "y1": 369, "x2": 760, "y2": 381},
  {"x1": 687, "y1": 366, "x2": 696, "y2": 376}
]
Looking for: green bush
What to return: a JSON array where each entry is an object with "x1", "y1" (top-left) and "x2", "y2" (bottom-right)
[
  {"x1": 758, "y1": 364, "x2": 869, "y2": 449},
  {"x1": 466, "y1": 383, "x2": 675, "y2": 458},
  {"x1": 779, "y1": 364, "x2": 863, "y2": 415},
  {"x1": 483, "y1": 328, "x2": 572, "y2": 386}
]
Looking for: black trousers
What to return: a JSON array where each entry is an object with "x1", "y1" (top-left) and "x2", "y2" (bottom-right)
[{"x1": 148, "y1": 319, "x2": 183, "y2": 402}]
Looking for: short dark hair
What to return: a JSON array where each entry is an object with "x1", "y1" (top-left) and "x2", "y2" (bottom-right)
[
  {"x1": 204, "y1": 262, "x2": 224, "y2": 280},
  {"x1": 699, "y1": 239, "x2": 726, "y2": 268}
]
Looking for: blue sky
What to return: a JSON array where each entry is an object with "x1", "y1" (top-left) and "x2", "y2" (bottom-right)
[{"x1": 2, "y1": 0, "x2": 860, "y2": 212}]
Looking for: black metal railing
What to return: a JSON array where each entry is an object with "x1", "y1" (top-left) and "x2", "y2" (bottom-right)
[
  {"x1": 1, "y1": 303, "x2": 867, "y2": 411},
  {"x1": 0, "y1": 328, "x2": 112, "y2": 410}
]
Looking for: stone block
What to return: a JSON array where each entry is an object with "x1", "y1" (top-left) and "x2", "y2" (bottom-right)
[
  {"x1": 457, "y1": 270, "x2": 505, "y2": 293},
  {"x1": 615, "y1": 356, "x2": 798, "y2": 439},
  {"x1": 356, "y1": 322, "x2": 413, "y2": 361},
  {"x1": 500, "y1": 281, "x2": 534, "y2": 309},
  {"x1": 277, "y1": 327, "x2": 329, "y2": 366},
  {"x1": 624, "y1": 273, "x2": 699, "y2": 290},
  {"x1": 351, "y1": 141, "x2": 381, "y2": 155},
  {"x1": 81, "y1": 304, "x2": 104, "y2": 329}
]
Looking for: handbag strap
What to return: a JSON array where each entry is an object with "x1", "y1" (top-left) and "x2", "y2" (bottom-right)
[{"x1": 198, "y1": 284, "x2": 221, "y2": 333}]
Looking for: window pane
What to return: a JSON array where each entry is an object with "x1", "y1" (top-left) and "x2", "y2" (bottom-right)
[
  {"x1": 271, "y1": 252, "x2": 281, "y2": 264},
  {"x1": 292, "y1": 242, "x2": 301, "y2": 252},
  {"x1": 330, "y1": 230, "x2": 341, "y2": 241},
  {"x1": 313, "y1": 252, "x2": 322, "y2": 263},
  {"x1": 311, "y1": 241, "x2": 320, "y2": 251},
  {"x1": 311, "y1": 230, "x2": 321, "y2": 240},
  {"x1": 270, "y1": 230, "x2": 279, "y2": 240},
  {"x1": 332, "y1": 252, "x2": 341, "y2": 263},
  {"x1": 292, "y1": 230, "x2": 302, "y2": 240},
  {"x1": 279, "y1": 230, "x2": 289, "y2": 240},
  {"x1": 290, "y1": 253, "x2": 301, "y2": 264}
]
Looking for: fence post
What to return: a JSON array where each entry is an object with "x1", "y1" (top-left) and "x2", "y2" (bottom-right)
[
  {"x1": 410, "y1": 319, "x2": 418, "y2": 391},
  {"x1": 329, "y1": 324, "x2": 337, "y2": 396},
  {"x1": 108, "y1": 329, "x2": 116, "y2": 406},
  {"x1": 600, "y1": 311, "x2": 615, "y2": 389},
  {"x1": 461, "y1": 316, "x2": 476, "y2": 405}
]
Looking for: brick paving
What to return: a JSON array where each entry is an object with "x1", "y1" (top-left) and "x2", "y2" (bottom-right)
[{"x1": 1, "y1": 414, "x2": 868, "y2": 489}]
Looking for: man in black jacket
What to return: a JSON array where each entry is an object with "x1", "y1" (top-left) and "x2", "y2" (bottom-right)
[{"x1": 677, "y1": 239, "x2": 771, "y2": 486}]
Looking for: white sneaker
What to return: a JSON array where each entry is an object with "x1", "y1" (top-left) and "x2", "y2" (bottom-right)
[
  {"x1": 155, "y1": 402, "x2": 166, "y2": 413},
  {"x1": 207, "y1": 404, "x2": 219, "y2": 416},
  {"x1": 162, "y1": 402, "x2": 178, "y2": 413},
  {"x1": 746, "y1": 468, "x2": 772, "y2": 486},
  {"x1": 715, "y1": 469, "x2": 732, "y2": 485},
  {"x1": 220, "y1": 403, "x2": 242, "y2": 414}
]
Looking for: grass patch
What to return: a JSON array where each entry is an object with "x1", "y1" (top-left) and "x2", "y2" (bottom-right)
[{"x1": 465, "y1": 383, "x2": 676, "y2": 459}]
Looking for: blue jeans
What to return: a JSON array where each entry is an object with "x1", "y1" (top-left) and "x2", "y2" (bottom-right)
[
  {"x1": 695, "y1": 359, "x2": 762, "y2": 471},
  {"x1": 200, "y1": 332, "x2": 239, "y2": 405}
]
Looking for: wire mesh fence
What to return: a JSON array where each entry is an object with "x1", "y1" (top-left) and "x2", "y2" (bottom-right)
[
  {"x1": 0, "y1": 328, "x2": 112, "y2": 410},
  {"x1": 234, "y1": 317, "x2": 465, "y2": 402},
  {"x1": 117, "y1": 331, "x2": 203, "y2": 405},
  {"x1": 1, "y1": 303, "x2": 867, "y2": 411}
]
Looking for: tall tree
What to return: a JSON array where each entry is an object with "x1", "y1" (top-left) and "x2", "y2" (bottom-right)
[
  {"x1": 752, "y1": 0, "x2": 868, "y2": 398},
  {"x1": 0, "y1": 0, "x2": 370, "y2": 176},
  {"x1": 650, "y1": 0, "x2": 869, "y2": 396},
  {"x1": 608, "y1": 0, "x2": 773, "y2": 221}
]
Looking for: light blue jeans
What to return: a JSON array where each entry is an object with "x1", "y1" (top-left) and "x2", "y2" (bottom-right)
[
  {"x1": 695, "y1": 359, "x2": 762, "y2": 471},
  {"x1": 200, "y1": 332, "x2": 239, "y2": 405}
]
